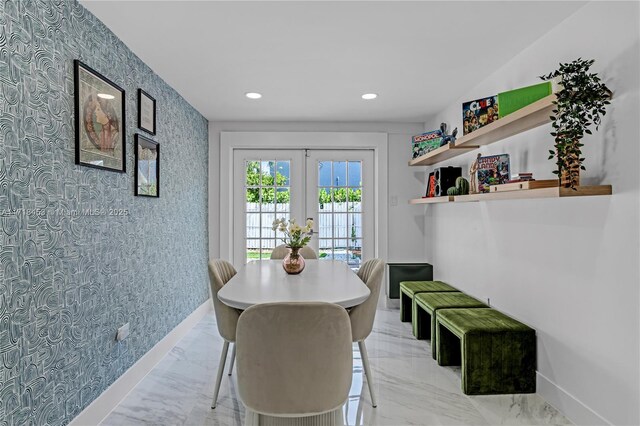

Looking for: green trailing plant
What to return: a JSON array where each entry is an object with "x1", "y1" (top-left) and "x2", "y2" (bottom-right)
[{"x1": 540, "y1": 58, "x2": 611, "y2": 189}]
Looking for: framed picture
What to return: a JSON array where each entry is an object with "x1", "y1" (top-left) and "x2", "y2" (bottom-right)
[
  {"x1": 135, "y1": 134, "x2": 160, "y2": 197},
  {"x1": 74, "y1": 59, "x2": 126, "y2": 172},
  {"x1": 138, "y1": 88, "x2": 156, "y2": 135}
]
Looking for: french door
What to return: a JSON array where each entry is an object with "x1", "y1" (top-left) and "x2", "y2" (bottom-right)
[{"x1": 232, "y1": 149, "x2": 374, "y2": 268}]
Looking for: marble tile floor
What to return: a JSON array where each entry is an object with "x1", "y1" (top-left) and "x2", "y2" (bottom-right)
[{"x1": 101, "y1": 307, "x2": 571, "y2": 426}]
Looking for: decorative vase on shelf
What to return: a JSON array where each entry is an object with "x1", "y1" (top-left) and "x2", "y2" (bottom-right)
[{"x1": 282, "y1": 247, "x2": 305, "y2": 275}]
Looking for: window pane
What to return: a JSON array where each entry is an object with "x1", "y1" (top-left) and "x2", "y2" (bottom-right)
[
  {"x1": 334, "y1": 239, "x2": 348, "y2": 262},
  {"x1": 276, "y1": 161, "x2": 290, "y2": 186},
  {"x1": 246, "y1": 188, "x2": 260, "y2": 209},
  {"x1": 319, "y1": 239, "x2": 333, "y2": 249},
  {"x1": 276, "y1": 188, "x2": 290, "y2": 212},
  {"x1": 260, "y1": 188, "x2": 275, "y2": 211},
  {"x1": 334, "y1": 214, "x2": 348, "y2": 238},
  {"x1": 246, "y1": 239, "x2": 260, "y2": 261},
  {"x1": 333, "y1": 162, "x2": 346, "y2": 187},
  {"x1": 261, "y1": 213, "x2": 275, "y2": 238},
  {"x1": 246, "y1": 161, "x2": 261, "y2": 186},
  {"x1": 348, "y1": 161, "x2": 361, "y2": 186},
  {"x1": 246, "y1": 214, "x2": 260, "y2": 238},
  {"x1": 318, "y1": 214, "x2": 332, "y2": 239},
  {"x1": 319, "y1": 161, "x2": 332, "y2": 186},
  {"x1": 348, "y1": 189, "x2": 362, "y2": 213},
  {"x1": 318, "y1": 187, "x2": 332, "y2": 212},
  {"x1": 261, "y1": 161, "x2": 274, "y2": 186}
]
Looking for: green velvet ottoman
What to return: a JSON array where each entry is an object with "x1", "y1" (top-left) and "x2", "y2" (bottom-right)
[
  {"x1": 412, "y1": 292, "x2": 488, "y2": 359},
  {"x1": 436, "y1": 308, "x2": 536, "y2": 395},
  {"x1": 399, "y1": 281, "x2": 457, "y2": 322}
]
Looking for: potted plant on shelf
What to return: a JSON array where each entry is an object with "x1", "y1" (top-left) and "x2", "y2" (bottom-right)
[
  {"x1": 540, "y1": 58, "x2": 611, "y2": 189},
  {"x1": 272, "y1": 218, "x2": 314, "y2": 274}
]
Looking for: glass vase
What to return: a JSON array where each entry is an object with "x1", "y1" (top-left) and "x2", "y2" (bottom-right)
[{"x1": 282, "y1": 247, "x2": 305, "y2": 275}]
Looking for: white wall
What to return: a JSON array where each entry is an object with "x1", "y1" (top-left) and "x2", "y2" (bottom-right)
[
  {"x1": 208, "y1": 121, "x2": 426, "y2": 264},
  {"x1": 423, "y1": 2, "x2": 639, "y2": 425}
]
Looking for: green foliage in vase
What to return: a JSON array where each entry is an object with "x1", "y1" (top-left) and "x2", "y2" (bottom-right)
[{"x1": 540, "y1": 58, "x2": 611, "y2": 189}]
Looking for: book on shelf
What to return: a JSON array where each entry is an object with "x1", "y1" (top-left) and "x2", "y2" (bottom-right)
[
  {"x1": 462, "y1": 95, "x2": 499, "y2": 135},
  {"x1": 412, "y1": 130, "x2": 443, "y2": 159},
  {"x1": 476, "y1": 154, "x2": 511, "y2": 193}
]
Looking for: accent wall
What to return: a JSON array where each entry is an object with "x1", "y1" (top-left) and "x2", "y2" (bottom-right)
[{"x1": 0, "y1": 1, "x2": 209, "y2": 425}]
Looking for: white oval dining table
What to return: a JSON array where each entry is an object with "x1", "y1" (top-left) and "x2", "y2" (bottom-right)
[{"x1": 217, "y1": 259, "x2": 370, "y2": 310}]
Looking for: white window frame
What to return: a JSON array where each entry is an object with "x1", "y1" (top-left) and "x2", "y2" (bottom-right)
[{"x1": 219, "y1": 132, "x2": 388, "y2": 265}]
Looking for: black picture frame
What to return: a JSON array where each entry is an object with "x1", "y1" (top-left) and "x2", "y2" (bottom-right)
[
  {"x1": 134, "y1": 134, "x2": 160, "y2": 198},
  {"x1": 138, "y1": 88, "x2": 157, "y2": 135},
  {"x1": 74, "y1": 59, "x2": 126, "y2": 172}
]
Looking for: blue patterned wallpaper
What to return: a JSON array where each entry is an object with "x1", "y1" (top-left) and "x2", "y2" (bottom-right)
[{"x1": 0, "y1": 1, "x2": 209, "y2": 424}]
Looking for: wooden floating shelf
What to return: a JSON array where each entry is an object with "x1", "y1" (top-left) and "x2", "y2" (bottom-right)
[
  {"x1": 409, "y1": 94, "x2": 557, "y2": 167},
  {"x1": 408, "y1": 196, "x2": 454, "y2": 204},
  {"x1": 408, "y1": 143, "x2": 479, "y2": 166},
  {"x1": 409, "y1": 185, "x2": 612, "y2": 205}
]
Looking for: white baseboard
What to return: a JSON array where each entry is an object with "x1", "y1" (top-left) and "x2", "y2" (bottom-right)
[
  {"x1": 70, "y1": 299, "x2": 213, "y2": 426},
  {"x1": 537, "y1": 371, "x2": 611, "y2": 425}
]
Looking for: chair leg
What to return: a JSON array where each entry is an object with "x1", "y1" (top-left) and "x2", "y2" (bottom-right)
[
  {"x1": 358, "y1": 340, "x2": 377, "y2": 408},
  {"x1": 211, "y1": 340, "x2": 230, "y2": 409},
  {"x1": 228, "y1": 343, "x2": 236, "y2": 376}
]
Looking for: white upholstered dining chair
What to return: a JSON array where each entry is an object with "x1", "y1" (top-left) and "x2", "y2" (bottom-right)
[
  {"x1": 208, "y1": 259, "x2": 240, "y2": 409},
  {"x1": 350, "y1": 258, "x2": 385, "y2": 407},
  {"x1": 270, "y1": 244, "x2": 318, "y2": 260},
  {"x1": 236, "y1": 302, "x2": 353, "y2": 425}
]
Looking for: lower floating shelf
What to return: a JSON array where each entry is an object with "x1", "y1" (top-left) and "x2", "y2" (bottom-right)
[
  {"x1": 408, "y1": 196, "x2": 454, "y2": 204},
  {"x1": 409, "y1": 185, "x2": 612, "y2": 205}
]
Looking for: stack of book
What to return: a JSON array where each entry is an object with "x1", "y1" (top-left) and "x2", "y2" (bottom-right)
[{"x1": 508, "y1": 173, "x2": 534, "y2": 183}]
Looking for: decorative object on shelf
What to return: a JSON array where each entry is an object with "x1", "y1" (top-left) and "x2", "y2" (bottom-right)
[
  {"x1": 426, "y1": 172, "x2": 436, "y2": 198},
  {"x1": 469, "y1": 153, "x2": 481, "y2": 194},
  {"x1": 540, "y1": 58, "x2": 611, "y2": 189},
  {"x1": 434, "y1": 166, "x2": 462, "y2": 197},
  {"x1": 439, "y1": 123, "x2": 458, "y2": 146},
  {"x1": 412, "y1": 129, "x2": 443, "y2": 158},
  {"x1": 490, "y1": 179, "x2": 557, "y2": 193},
  {"x1": 272, "y1": 218, "x2": 314, "y2": 274},
  {"x1": 455, "y1": 177, "x2": 470, "y2": 195},
  {"x1": 497, "y1": 81, "x2": 554, "y2": 118},
  {"x1": 476, "y1": 154, "x2": 511, "y2": 193},
  {"x1": 462, "y1": 95, "x2": 499, "y2": 135},
  {"x1": 74, "y1": 60, "x2": 125, "y2": 172},
  {"x1": 445, "y1": 177, "x2": 470, "y2": 197},
  {"x1": 134, "y1": 134, "x2": 160, "y2": 197},
  {"x1": 138, "y1": 88, "x2": 157, "y2": 135},
  {"x1": 446, "y1": 186, "x2": 459, "y2": 196}
]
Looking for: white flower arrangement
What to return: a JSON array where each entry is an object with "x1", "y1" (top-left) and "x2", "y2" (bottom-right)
[{"x1": 272, "y1": 218, "x2": 314, "y2": 249}]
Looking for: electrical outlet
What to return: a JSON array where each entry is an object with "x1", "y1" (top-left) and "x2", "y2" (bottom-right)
[
  {"x1": 390, "y1": 196, "x2": 398, "y2": 206},
  {"x1": 116, "y1": 323, "x2": 130, "y2": 341}
]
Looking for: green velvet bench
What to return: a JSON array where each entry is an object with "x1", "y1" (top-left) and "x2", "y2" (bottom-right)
[
  {"x1": 412, "y1": 292, "x2": 488, "y2": 359},
  {"x1": 399, "y1": 281, "x2": 457, "y2": 322},
  {"x1": 436, "y1": 308, "x2": 536, "y2": 395}
]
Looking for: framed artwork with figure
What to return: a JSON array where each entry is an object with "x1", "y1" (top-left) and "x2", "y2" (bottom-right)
[
  {"x1": 135, "y1": 134, "x2": 160, "y2": 197},
  {"x1": 74, "y1": 60, "x2": 126, "y2": 172},
  {"x1": 138, "y1": 88, "x2": 156, "y2": 135}
]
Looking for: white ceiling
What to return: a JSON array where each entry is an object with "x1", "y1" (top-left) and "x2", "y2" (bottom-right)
[{"x1": 81, "y1": 1, "x2": 585, "y2": 123}]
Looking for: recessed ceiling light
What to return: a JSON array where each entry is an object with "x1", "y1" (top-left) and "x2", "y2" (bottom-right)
[
  {"x1": 361, "y1": 93, "x2": 377, "y2": 100},
  {"x1": 97, "y1": 93, "x2": 115, "y2": 100},
  {"x1": 245, "y1": 92, "x2": 262, "y2": 99}
]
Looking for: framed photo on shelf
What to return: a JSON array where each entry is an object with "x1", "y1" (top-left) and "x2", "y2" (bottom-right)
[
  {"x1": 74, "y1": 59, "x2": 126, "y2": 172},
  {"x1": 138, "y1": 88, "x2": 156, "y2": 135},
  {"x1": 135, "y1": 134, "x2": 160, "y2": 197}
]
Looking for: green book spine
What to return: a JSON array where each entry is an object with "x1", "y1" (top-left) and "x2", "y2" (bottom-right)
[{"x1": 497, "y1": 81, "x2": 552, "y2": 118}]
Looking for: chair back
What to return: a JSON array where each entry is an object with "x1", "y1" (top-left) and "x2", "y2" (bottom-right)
[
  {"x1": 350, "y1": 259, "x2": 385, "y2": 342},
  {"x1": 270, "y1": 244, "x2": 318, "y2": 260},
  {"x1": 236, "y1": 302, "x2": 353, "y2": 417},
  {"x1": 208, "y1": 259, "x2": 240, "y2": 342}
]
